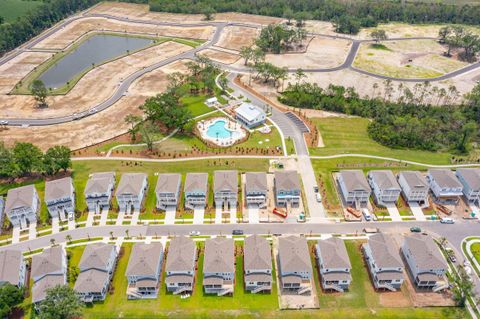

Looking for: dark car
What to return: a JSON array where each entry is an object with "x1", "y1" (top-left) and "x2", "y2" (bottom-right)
[
  {"x1": 232, "y1": 230, "x2": 244, "y2": 235},
  {"x1": 410, "y1": 226, "x2": 422, "y2": 233}
]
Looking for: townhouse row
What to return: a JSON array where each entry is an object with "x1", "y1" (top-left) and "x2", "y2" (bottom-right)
[
  {"x1": 1, "y1": 170, "x2": 302, "y2": 230},
  {"x1": 337, "y1": 168, "x2": 480, "y2": 208}
]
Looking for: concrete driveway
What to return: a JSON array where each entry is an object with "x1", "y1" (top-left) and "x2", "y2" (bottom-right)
[
  {"x1": 386, "y1": 203, "x2": 402, "y2": 222},
  {"x1": 409, "y1": 202, "x2": 427, "y2": 221},
  {"x1": 193, "y1": 208, "x2": 205, "y2": 225},
  {"x1": 248, "y1": 206, "x2": 260, "y2": 224},
  {"x1": 164, "y1": 206, "x2": 176, "y2": 225}
]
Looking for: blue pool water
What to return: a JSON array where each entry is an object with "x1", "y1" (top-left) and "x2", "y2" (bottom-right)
[{"x1": 206, "y1": 120, "x2": 240, "y2": 139}]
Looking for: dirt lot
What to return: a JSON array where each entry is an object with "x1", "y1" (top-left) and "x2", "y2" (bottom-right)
[
  {"x1": 0, "y1": 51, "x2": 52, "y2": 94},
  {"x1": 197, "y1": 48, "x2": 240, "y2": 64},
  {"x1": 353, "y1": 40, "x2": 468, "y2": 79},
  {"x1": 0, "y1": 60, "x2": 186, "y2": 150},
  {"x1": 359, "y1": 23, "x2": 480, "y2": 40},
  {"x1": 33, "y1": 17, "x2": 214, "y2": 50},
  {"x1": 215, "y1": 26, "x2": 259, "y2": 51},
  {"x1": 0, "y1": 41, "x2": 191, "y2": 119},
  {"x1": 266, "y1": 36, "x2": 352, "y2": 69}
]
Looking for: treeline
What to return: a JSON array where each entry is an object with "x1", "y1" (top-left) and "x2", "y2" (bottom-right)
[
  {"x1": 148, "y1": 0, "x2": 480, "y2": 33},
  {"x1": 0, "y1": 142, "x2": 71, "y2": 178},
  {"x1": 279, "y1": 82, "x2": 480, "y2": 153}
]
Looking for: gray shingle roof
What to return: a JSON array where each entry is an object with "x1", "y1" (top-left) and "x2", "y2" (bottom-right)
[
  {"x1": 428, "y1": 169, "x2": 462, "y2": 189},
  {"x1": 368, "y1": 170, "x2": 400, "y2": 190},
  {"x1": 316, "y1": 237, "x2": 351, "y2": 270},
  {"x1": 278, "y1": 236, "x2": 312, "y2": 274},
  {"x1": 244, "y1": 235, "x2": 271, "y2": 271},
  {"x1": 78, "y1": 243, "x2": 115, "y2": 271},
  {"x1": 85, "y1": 172, "x2": 115, "y2": 195},
  {"x1": 203, "y1": 237, "x2": 234, "y2": 273},
  {"x1": 116, "y1": 173, "x2": 147, "y2": 195},
  {"x1": 31, "y1": 246, "x2": 64, "y2": 279},
  {"x1": 74, "y1": 269, "x2": 109, "y2": 293},
  {"x1": 403, "y1": 235, "x2": 447, "y2": 270},
  {"x1": 245, "y1": 172, "x2": 268, "y2": 194},
  {"x1": 214, "y1": 170, "x2": 238, "y2": 193},
  {"x1": 126, "y1": 242, "x2": 163, "y2": 277},
  {"x1": 457, "y1": 168, "x2": 480, "y2": 190},
  {"x1": 45, "y1": 177, "x2": 74, "y2": 201},
  {"x1": 339, "y1": 170, "x2": 370, "y2": 192},
  {"x1": 184, "y1": 173, "x2": 208, "y2": 193},
  {"x1": 165, "y1": 236, "x2": 195, "y2": 273},
  {"x1": 155, "y1": 174, "x2": 181, "y2": 194},
  {"x1": 5, "y1": 185, "x2": 36, "y2": 213},
  {"x1": 32, "y1": 275, "x2": 65, "y2": 303},
  {"x1": 399, "y1": 171, "x2": 428, "y2": 191},
  {"x1": 274, "y1": 171, "x2": 300, "y2": 191},
  {"x1": 368, "y1": 233, "x2": 403, "y2": 269},
  {"x1": 0, "y1": 250, "x2": 23, "y2": 285}
]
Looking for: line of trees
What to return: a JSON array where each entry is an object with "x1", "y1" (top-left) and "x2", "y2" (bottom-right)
[
  {"x1": 279, "y1": 80, "x2": 480, "y2": 154},
  {"x1": 0, "y1": 142, "x2": 71, "y2": 178},
  {"x1": 148, "y1": 0, "x2": 480, "y2": 34},
  {"x1": 254, "y1": 23, "x2": 307, "y2": 54},
  {"x1": 439, "y1": 26, "x2": 480, "y2": 62}
]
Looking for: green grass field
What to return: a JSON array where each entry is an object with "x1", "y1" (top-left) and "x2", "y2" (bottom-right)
[
  {"x1": 0, "y1": 0, "x2": 43, "y2": 23},
  {"x1": 471, "y1": 242, "x2": 480, "y2": 265},
  {"x1": 310, "y1": 117, "x2": 454, "y2": 165}
]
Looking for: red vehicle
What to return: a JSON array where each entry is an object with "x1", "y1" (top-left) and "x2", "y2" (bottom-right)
[{"x1": 272, "y1": 207, "x2": 287, "y2": 218}]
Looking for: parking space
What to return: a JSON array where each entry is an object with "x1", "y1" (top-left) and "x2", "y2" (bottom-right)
[
  {"x1": 229, "y1": 208, "x2": 237, "y2": 224},
  {"x1": 99, "y1": 208, "x2": 109, "y2": 225},
  {"x1": 68, "y1": 217, "x2": 76, "y2": 230},
  {"x1": 86, "y1": 211, "x2": 95, "y2": 227},
  {"x1": 215, "y1": 207, "x2": 223, "y2": 224},
  {"x1": 116, "y1": 209, "x2": 125, "y2": 225},
  {"x1": 385, "y1": 203, "x2": 402, "y2": 221},
  {"x1": 408, "y1": 202, "x2": 427, "y2": 221},
  {"x1": 12, "y1": 226, "x2": 21, "y2": 244},
  {"x1": 131, "y1": 210, "x2": 139, "y2": 225},
  {"x1": 51, "y1": 217, "x2": 60, "y2": 233},
  {"x1": 193, "y1": 208, "x2": 205, "y2": 224},
  {"x1": 28, "y1": 222, "x2": 37, "y2": 240},
  {"x1": 164, "y1": 206, "x2": 176, "y2": 225},
  {"x1": 247, "y1": 206, "x2": 260, "y2": 224}
]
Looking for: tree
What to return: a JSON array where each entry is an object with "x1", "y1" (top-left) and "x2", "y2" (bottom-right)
[
  {"x1": 124, "y1": 114, "x2": 142, "y2": 142},
  {"x1": 218, "y1": 75, "x2": 228, "y2": 92},
  {"x1": 31, "y1": 79, "x2": 48, "y2": 108},
  {"x1": 457, "y1": 121, "x2": 476, "y2": 153},
  {"x1": 332, "y1": 15, "x2": 361, "y2": 35},
  {"x1": 453, "y1": 267, "x2": 474, "y2": 307},
  {"x1": 438, "y1": 26, "x2": 451, "y2": 43},
  {"x1": 13, "y1": 142, "x2": 43, "y2": 176},
  {"x1": 0, "y1": 284, "x2": 24, "y2": 318},
  {"x1": 200, "y1": 5, "x2": 215, "y2": 21},
  {"x1": 139, "y1": 92, "x2": 192, "y2": 131},
  {"x1": 239, "y1": 46, "x2": 254, "y2": 65},
  {"x1": 44, "y1": 145, "x2": 71, "y2": 175},
  {"x1": 0, "y1": 142, "x2": 17, "y2": 178},
  {"x1": 294, "y1": 68, "x2": 306, "y2": 86},
  {"x1": 294, "y1": 11, "x2": 311, "y2": 27},
  {"x1": 370, "y1": 29, "x2": 387, "y2": 43},
  {"x1": 282, "y1": 8, "x2": 294, "y2": 25},
  {"x1": 37, "y1": 285, "x2": 83, "y2": 319}
]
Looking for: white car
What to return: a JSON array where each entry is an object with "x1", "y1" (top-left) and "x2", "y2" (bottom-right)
[
  {"x1": 189, "y1": 230, "x2": 200, "y2": 236},
  {"x1": 315, "y1": 193, "x2": 322, "y2": 202},
  {"x1": 440, "y1": 217, "x2": 455, "y2": 224},
  {"x1": 0, "y1": 120, "x2": 8, "y2": 125}
]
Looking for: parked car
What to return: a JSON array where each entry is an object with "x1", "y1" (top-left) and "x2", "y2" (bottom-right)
[
  {"x1": 189, "y1": 230, "x2": 200, "y2": 236},
  {"x1": 440, "y1": 217, "x2": 455, "y2": 224},
  {"x1": 315, "y1": 193, "x2": 322, "y2": 202},
  {"x1": 410, "y1": 226, "x2": 422, "y2": 233},
  {"x1": 313, "y1": 185, "x2": 319, "y2": 193},
  {"x1": 362, "y1": 208, "x2": 371, "y2": 221},
  {"x1": 232, "y1": 229, "x2": 244, "y2": 235},
  {"x1": 449, "y1": 255, "x2": 457, "y2": 263},
  {"x1": 0, "y1": 120, "x2": 8, "y2": 125}
]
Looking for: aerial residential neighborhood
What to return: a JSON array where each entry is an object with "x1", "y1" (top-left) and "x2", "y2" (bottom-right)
[{"x1": 0, "y1": 0, "x2": 480, "y2": 318}]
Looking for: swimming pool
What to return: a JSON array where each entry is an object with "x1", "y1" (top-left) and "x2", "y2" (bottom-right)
[{"x1": 206, "y1": 119, "x2": 241, "y2": 139}]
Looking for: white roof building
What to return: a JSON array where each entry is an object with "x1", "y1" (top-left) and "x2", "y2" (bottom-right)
[{"x1": 235, "y1": 103, "x2": 266, "y2": 128}]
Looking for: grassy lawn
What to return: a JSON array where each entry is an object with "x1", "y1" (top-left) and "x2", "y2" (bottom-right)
[
  {"x1": 181, "y1": 95, "x2": 215, "y2": 117},
  {"x1": 0, "y1": 0, "x2": 42, "y2": 23},
  {"x1": 471, "y1": 242, "x2": 480, "y2": 265},
  {"x1": 310, "y1": 117, "x2": 453, "y2": 165}
]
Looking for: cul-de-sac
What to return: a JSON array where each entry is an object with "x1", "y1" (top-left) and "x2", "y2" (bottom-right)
[{"x1": 1, "y1": 0, "x2": 480, "y2": 318}]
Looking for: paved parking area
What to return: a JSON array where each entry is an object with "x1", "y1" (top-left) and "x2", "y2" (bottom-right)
[
  {"x1": 409, "y1": 202, "x2": 427, "y2": 221},
  {"x1": 193, "y1": 208, "x2": 204, "y2": 224},
  {"x1": 386, "y1": 204, "x2": 402, "y2": 221}
]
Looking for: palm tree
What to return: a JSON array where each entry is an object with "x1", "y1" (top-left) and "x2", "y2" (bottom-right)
[
  {"x1": 125, "y1": 229, "x2": 130, "y2": 239},
  {"x1": 65, "y1": 235, "x2": 72, "y2": 244},
  {"x1": 50, "y1": 238, "x2": 56, "y2": 246},
  {"x1": 110, "y1": 231, "x2": 114, "y2": 240}
]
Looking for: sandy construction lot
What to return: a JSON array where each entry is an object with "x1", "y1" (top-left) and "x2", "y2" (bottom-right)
[
  {"x1": 0, "y1": 51, "x2": 52, "y2": 94},
  {"x1": 266, "y1": 37, "x2": 352, "y2": 69},
  {"x1": 214, "y1": 26, "x2": 259, "y2": 51},
  {"x1": 353, "y1": 40, "x2": 468, "y2": 79},
  {"x1": 197, "y1": 48, "x2": 240, "y2": 64},
  {"x1": 0, "y1": 41, "x2": 191, "y2": 119},
  {"x1": 33, "y1": 17, "x2": 214, "y2": 50}
]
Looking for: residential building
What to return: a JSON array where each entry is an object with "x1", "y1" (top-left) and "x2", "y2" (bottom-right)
[
  {"x1": 367, "y1": 170, "x2": 401, "y2": 206},
  {"x1": 315, "y1": 237, "x2": 351, "y2": 292},
  {"x1": 456, "y1": 168, "x2": 480, "y2": 205},
  {"x1": 0, "y1": 250, "x2": 26, "y2": 287},
  {"x1": 244, "y1": 172, "x2": 268, "y2": 208},
  {"x1": 155, "y1": 173, "x2": 181, "y2": 210},
  {"x1": 165, "y1": 236, "x2": 196, "y2": 294},
  {"x1": 31, "y1": 246, "x2": 67, "y2": 305},
  {"x1": 278, "y1": 236, "x2": 312, "y2": 295},
  {"x1": 244, "y1": 235, "x2": 272, "y2": 293},
  {"x1": 203, "y1": 237, "x2": 235, "y2": 296},
  {"x1": 235, "y1": 102, "x2": 266, "y2": 128},
  {"x1": 5, "y1": 185, "x2": 40, "y2": 229},
  {"x1": 427, "y1": 169, "x2": 463, "y2": 204},
  {"x1": 184, "y1": 173, "x2": 208, "y2": 210},
  {"x1": 274, "y1": 171, "x2": 301, "y2": 207},
  {"x1": 84, "y1": 172, "x2": 115, "y2": 213},
  {"x1": 397, "y1": 171, "x2": 429, "y2": 207},
  {"x1": 401, "y1": 235, "x2": 448, "y2": 291},
  {"x1": 45, "y1": 177, "x2": 75, "y2": 221},
  {"x1": 116, "y1": 173, "x2": 148, "y2": 213},
  {"x1": 74, "y1": 243, "x2": 117, "y2": 302},
  {"x1": 126, "y1": 242, "x2": 164, "y2": 299},
  {"x1": 337, "y1": 170, "x2": 371, "y2": 208},
  {"x1": 363, "y1": 233, "x2": 404, "y2": 291},
  {"x1": 214, "y1": 170, "x2": 238, "y2": 210}
]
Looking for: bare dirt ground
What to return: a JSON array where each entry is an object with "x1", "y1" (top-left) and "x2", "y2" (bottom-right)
[
  {"x1": 197, "y1": 49, "x2": 240, "y2": 64},
  {"x1": 33, "y1": 17, "x2": 214, "y2": 50},
  {"x1": 266, "y1": 36, "x2": 352, "y2": 69},
  {"x1": 0, "y1": 41, "x2": 191, "y2": 119},
  {"x1": 0, "y1": 60, "x2": 186, "y2": 150},
  {"x1": 214, "y1": 26, "x2": 259, "y2": 51},
  {"x1": 0, "y1": 51, "x2": 52, "y2": 94},
  {"x1": 353, "y1": 40, "x2": 468, "y2": 79},
  {"x1": 359, "y1": 23, "x2": 480, "y2": 40}
]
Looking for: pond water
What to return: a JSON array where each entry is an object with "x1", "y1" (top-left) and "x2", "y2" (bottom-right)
[
  {"x1": 206, "y1": 119, "x2": 241, "y2": 139},
  {"x1": 38, "y1": 34, "x2": 154, "y2": 89}
]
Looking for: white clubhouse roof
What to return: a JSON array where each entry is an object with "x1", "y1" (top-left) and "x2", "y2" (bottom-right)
[{"x1": 236, "y1": 103, "x2": 265, "y2": 122}]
